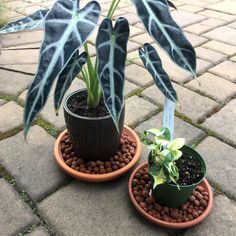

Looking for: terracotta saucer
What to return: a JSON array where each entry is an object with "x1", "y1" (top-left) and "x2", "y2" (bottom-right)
[
  {"x1": 54, "y1": 125, "x2": 141, "y2": 182},
  {"x1": 128, "y1": 162, "x2": 213, "y2": 229}
]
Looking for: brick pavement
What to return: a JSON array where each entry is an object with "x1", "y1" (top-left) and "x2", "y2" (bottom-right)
[{"x1": 0, "y1": 0, "x2": 236, "y2": 235}]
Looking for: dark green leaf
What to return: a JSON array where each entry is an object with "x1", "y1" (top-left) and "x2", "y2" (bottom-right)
[
  {"x1": 24, "y1": 0, "x2": 101, "y2": 137},
  {"x1": 139, "y1": 44, "x2": 178, "y2": 103},
  {"x1": 96, "y1": 17, "x2": 129, "y2": 131},
  {"x1": 54, "y1": 51, "x2": 87, "y2": 114},
  {"x1": 131, "y1": 0, "x2": 196, "y2": 77},
  {"x1": 0, "y1": 9, "x2": 48, "y2": 34},
  {"x1": 167, "y1": 0, "x2": 177, "y2": 10}
]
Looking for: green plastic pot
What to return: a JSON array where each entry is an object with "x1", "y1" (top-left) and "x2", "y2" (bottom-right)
[{"x1": 151, "y1": 145, "x2": 206, "y2": 208}]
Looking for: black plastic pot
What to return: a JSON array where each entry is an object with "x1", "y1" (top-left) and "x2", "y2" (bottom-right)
[
  {"x1": 63, "y1": 89, "x2": 125, "y2": 162},
  {"x1": 151, "y1": 145, "x2": 206, "y2": 208}
]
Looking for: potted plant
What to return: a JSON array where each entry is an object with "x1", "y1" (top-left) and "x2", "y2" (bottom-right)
[
  {"x1": 0, "y1": 0, "x2": 196, "y2": 180},
  {"x1": 128, "y1": 129, "x2": 213, "y2": 228}
]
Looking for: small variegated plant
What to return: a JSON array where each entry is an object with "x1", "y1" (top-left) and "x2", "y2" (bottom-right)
[
  {"x1": 141, "y1": 128, "x2": 185, "y2": 189},
  {"x1": 0, "y1": 0, "x2": 196, "y2": 137}
]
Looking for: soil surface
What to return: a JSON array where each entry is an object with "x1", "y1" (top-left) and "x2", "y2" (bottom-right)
[
  {"x1": 67, "y1": 90, "x2": 109, "y2": 117},
  {"x1": 132, "y1": 166, "x2": 209, "y2": 223},
  {"x1": 60, "y1": 131, "x2": 137, "y2": 174},
  {"x1": 176, "y1": 154, "x2": 204, "y2": 186}
]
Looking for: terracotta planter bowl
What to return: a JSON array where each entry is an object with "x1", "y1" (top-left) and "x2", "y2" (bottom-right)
[
  {"x1": 128, "y1": 162, "x2": 213, "y2": 229},
  {"x1": 54, "y1": 125, "x2": 141, "y2": 182}
]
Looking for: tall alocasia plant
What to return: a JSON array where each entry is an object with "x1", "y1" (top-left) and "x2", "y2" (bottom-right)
[{"x1": 0, "y1": 0, "x2": 196, "y2": 138}]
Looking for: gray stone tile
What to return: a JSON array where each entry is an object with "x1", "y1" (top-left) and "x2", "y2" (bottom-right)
[
  {"x1": 0, "y1": 126, "x2": 68, "y2": 200},
  {"x1": 185, "y1": 195, "x2": 236, "y2": 236},
  {"x1": 127, "y1": 40, "x2": 140, "y2": 52},
  {"x1": 0, "y1": 30, "x2": 43, "y2": 48},
  {"x1": 184, "y1": 32, "x2": 209, "y2": 47},
  {"x1": 201, "y1": 18, "x2": 227, "y2": 28},
  {"x1": 202, "y1": 40, "x2": 236, "y2": 56},
  {"x1": 171, "y1": 10, "x2": 206, "y2": 28},
  {"x1": 199, "y1": 9, "x2": 236, "y2": 22},
  {"x1": 0, "y1": 64, "x2": 37, "y2": 75},
  {"x1": 184, "y1": 23, "x2": 213, "y2": 35},
  {"x1": 228, "y1": 21, "x2": 236, "y2": 29},
  {"x1": 196, "y1": 137, "x2": 236, "y2": 198},
  {"x1": 125, "y1": 96, "x2": 159, "y2": 127},
  {"x1": 209, "y1": 61, "x2": 236, "y2": 83},
  {"x1": 0, "y1": 179, "x2": 38, "y2": 235},
  {"x1": 177, "y1": 0, "x2": 209, "y2": 7},
  {"x1": 178, "y1": 5, "x2": 204, "y2": 13},
  {"x1": 125, "y1": 64, "x2": 154, "y2": 87},
  {"x1": 38, "y1": 180, "x2": 169, "y2": 236},
  {"x1": 142, "y1": 84, "x2": 220, "y2": 123},
  {"x1": 129, "y1": 25, "x2": 144, "y2": 38},
  {"x1": 0, "y1": 49, "x2": 39, "y2": 65},
  {"x1": 0, "y1": 69, "x2": 33, "y2": 96},
  {"x1": 203, "y1": 26, "x2": 236, "y2": 46},
  {"x1": 28, "y1": 226, "x2": 49, "y2": 236},
  {"x1": 130, "y1": 33, "x2": 154, "y2": 45},
  {"x1": 0, "y1": 102, "x2": 23, "y2": 139},
  {"x1": 203, "y1": 99, "x2": 236, "y2": 146},
  {"x1": 196, "y1": 58, "x2": 214, "y2": 75},
  {"x1": 124, "y1": 80, "x2": 139, "y2": 98},
  {"x1": 135, "y1": 112, "x2": 205, "y2": 145},
  {"x1": 195, "y1": 47, "x2": 227, "y2": 65},
  {"x1": 19, "y1": 79, "x2": 86, "y2": 129},
  {"x1": 207, "y1": 0, "x2": 236, "y2": 15},
  {"x1": 185, "y1": 72, "x2": 236, "y2": 104}
]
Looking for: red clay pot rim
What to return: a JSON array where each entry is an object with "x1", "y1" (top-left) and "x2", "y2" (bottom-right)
[
  {"x1": 54, "y1": 125, "x2": 141, "y2": 182},
  {"x1": 128, "y1": 162, "x2": 214, "y2": 229}
]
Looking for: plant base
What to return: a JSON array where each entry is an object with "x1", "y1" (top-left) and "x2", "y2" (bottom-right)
[
  {"x1": 54, "y1": 125, "x2": 141, "y2": 182},
  {"x1": 128, "y1": 162, "x2": 213, "y2": 229}
]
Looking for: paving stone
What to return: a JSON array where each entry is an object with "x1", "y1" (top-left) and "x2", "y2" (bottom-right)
[
  {"x1": 196, "y1": 137, "x2": 236, "y2": 198},
  {"x1": 130, "y1": 33, "x2": 154, "y2": 45},
  {"x1": 171, "y1": 10, "x2": 206, "y2": 28},
  {"x1": 230, "y1": 55, "x2": 236, "y2": 62},
  {"x1": 201, "y1": 18, "x2": 227, "y2": 27},
  {"x1": 0, "y1": 102, "x2": 23, "y2": 139},
  {"x1": 184, "y1": 24, "x2": 213, "y2": 35},
  {"x1": 195, "y1": 47, "x2": 227, "y2": 65},
  {"x1": 0, "y1": 69, "x2": 33, "y2": 96},
  {"x1": 185, "y1": 73, "x2": 236, "y2": 104},
  {"x1": 17, "y1": 5, "x2": 44, "y2": 15},
  {"x1": 203, "y1": 99, "x2": 236, "y2": 146},
  {"x1": 134, "y1": 22, "x2": 145, "y2": 30},
  {"x1": 203, "y1": 26, "x2": 236, "y2": 46},
  {"x1": 0, "y1": 49, "x2": 39, "y2": 65},
  {"x1": 178, "y1": 0, "x2": 209, "y2": 7},
  {"x1": 199, "y1": 9, "x2": 236, "y2": 21},
  {"x1": 184, "y1": 32, "x2": 209, "y2": 47},
  {"x1": 125, "y1": 64, "x2": 154, "y2": 87},
  {"x1": 28, "y1": 226, "x2": 49, "y2": 236},
  {"x1": 19, "y1": 79, "x2": 86, "y2": 129},
  {"x1": 209, "y1": 61, "x2": 236, "y2": 83},
  {"x1": 207, "y1": 0, "x2": 236, "y2": 15},
  {"x1": 135, "y1": 112, "x2": 205, "y2": 144},
  {"x1": 129, "y1": 25, "x2": 144, "y2": 38},
  {"x1": 127, "y1": 50, "x2": 144, "y2": 67},
  {"x1": 0, "y1": 99, "x2": 6, "y2": 106},
  {"x1": 0, "y1": 30, "x2": 43, "y2": 48},
  {"x1": 124, "y1": 80, "x2": 139, "y2": 98},
  {"x1": 125, "y1": 96, "x2": 159, "y2": 127},
  {"x1": 38, "y1": 180, "x2": 169, "y2": 236},
  {"x1": 178, "y1": 5, "x2": 204, "y2": 13},
  {"x1": 1, "y1": 42, "x2": 41, "y2": 50},
  {"x1": 0, "y1": 64, "x2": 37, "y2": 75},
  {"x1": 202, "y1": 40, "x2": 236, "y2": 56},
  {"x1": 127, "y1": 40, "x2": 140, "y2": 52},
  {"x1": 120, "y1": 5, "x2": 136, "y2": 14},
  {"x1": 185, "y1": 195, "x2": 236, "y2": 236},
  {"x1": 0, "y1": 179, "x2": 38, "y2": 235},
  {"x1": 196, "y1": 58, "x2": 214, "y2": 75},
  {"x1": 0, "y1": 126, "x2": 68, "y2": 200},
  {"x1": 142, "y1": 84, "x2": 220, "y2": 123},
  {"x1": 228, "y1": 21, "x2": 236, "y2": 29}
]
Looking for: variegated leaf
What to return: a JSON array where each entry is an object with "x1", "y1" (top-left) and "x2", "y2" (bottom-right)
[
  {"x1": 139, "y1": 43, "x2": 178, "y2": 103},
  {"x1": 24, "y1": 0, "x2": 101, "y2": 137},
  {"x1": 131, "y1": 0, "x2": 196, "y2": 77},
  {"x1": 96, "y1": 17, "x2": 129, "y2": 131},
  {"x1": 54, "y1": 51, "x2": 87, "y2": 114},
  {"x1": 0, "y1": 9, "x2": 48, "y2": 34}
]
